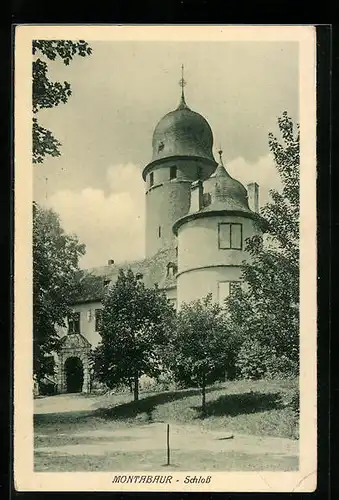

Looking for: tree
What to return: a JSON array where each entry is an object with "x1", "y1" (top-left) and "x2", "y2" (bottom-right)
[
  {"x1": 228, "y1": 112, "x2": 300, "y2": 378},
  {"x1": 169, "y1": 295, "x2": 234, "y2": 415},
  {"x1": 93, "y1": 269, "x2": 176, "y2": 402},
  {"x1": 32, "y1": 40, "x2": 92, "y2": 164},
  {"x1": 33, "y1": 202, "x2": 86, "y2": 382}
]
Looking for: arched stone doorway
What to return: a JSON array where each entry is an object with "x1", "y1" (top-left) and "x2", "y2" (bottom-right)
[
  {"x1": 57, "y1": 333, "x2": 91, "y2": 394},
  {"x1": 65, "y1": 356, "x2": 84, "y2": 393}
]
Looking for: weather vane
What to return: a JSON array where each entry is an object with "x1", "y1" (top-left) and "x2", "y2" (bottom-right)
[{"x1": 179, "y1": 64, "x2": 186, "y2": 100}]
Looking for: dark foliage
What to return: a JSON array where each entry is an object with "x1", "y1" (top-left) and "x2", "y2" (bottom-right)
[
  {"x1": 33, "y1": 202, "x2": 85, "y2": 381},
  {"x1": 32, "y1": 40, "x2": 92, "y2": 164},
  {"x1": 92, "y1": 269, "x2": 176, "y2": 401}
]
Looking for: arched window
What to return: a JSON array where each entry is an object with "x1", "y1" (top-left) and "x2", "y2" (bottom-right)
[{"x1": 166, "y1": 262, "x2": 178, "y2": 277}]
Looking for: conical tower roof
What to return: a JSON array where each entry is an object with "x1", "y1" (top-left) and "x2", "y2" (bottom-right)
[
  {"x1": 173, "y1": 151, "x2": 266, "y2": 235},
  {"x1": 201, "y1": 150, "x2": 250, "y2": 213}
]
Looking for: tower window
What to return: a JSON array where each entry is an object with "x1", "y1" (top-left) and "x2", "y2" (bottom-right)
[
  {"x1": 150, "y1": 172, "x2": 154, "y2": 187},
  {"x1": 158, "y1": 226, "x2": 161, "y2": 238},
  {"x1": 218, "y1": 223, "x2": 242, "y2": 250},
  {"x1": 170, "y1": 166, "x2": 177, "y2": 180},
  {"x1": 166, "y1": 262, "x2": 178, "y2": 277},
  {"x1": 218, "y1": 281, "x2": 242, "y2": 308},
  {"x1": 203, "y1": 192, "x2": 211, "y2": 207}
]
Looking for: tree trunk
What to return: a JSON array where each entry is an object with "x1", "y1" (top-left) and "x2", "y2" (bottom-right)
[
  {"x1": 133, "y1": 372, "x2": 139, "y2": 402},
  {"x1": 129, "y1": 378, "x2": 133, "y2": 393},
  {"x1": 201, "y1": 371, "x2": 206, "y2": 416}
]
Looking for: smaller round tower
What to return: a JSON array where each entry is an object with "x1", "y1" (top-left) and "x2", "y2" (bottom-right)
[{"x1": 173, "y1": 151, "x2": 266, "y2": 309}]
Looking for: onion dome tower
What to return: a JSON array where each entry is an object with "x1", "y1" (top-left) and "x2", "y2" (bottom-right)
[
  {"x1": 143, "y1": 66, "x2": 217, "y2": 257},
  {"x1": 173, "y1": 150, "x2": 265, "y2": 308}
]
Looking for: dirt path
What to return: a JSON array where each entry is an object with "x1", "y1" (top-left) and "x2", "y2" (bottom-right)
[{"x1": 34, "y1": 394, "x2": 299, "y2": 472}]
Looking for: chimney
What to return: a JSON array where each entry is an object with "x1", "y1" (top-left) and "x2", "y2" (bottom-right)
[
  {"x1": 247, "y1": 182, "x2": 259, "y2": 213},
  {"x1": 108, "y1": 259, "x2": 114, "y2": 265},
  {"x1": 190, "y1": 180, "x2": 203, "y2": 213}
]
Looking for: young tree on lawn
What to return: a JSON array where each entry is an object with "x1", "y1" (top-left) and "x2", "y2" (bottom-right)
[
  {"x1": 32, "y1": 39, "x2": 92, "y2": 164},
  {"x1": 93, "y1": 269, "x2": 176, "y2": 402},
  {"x1": 33, "y1": 202, "x2": 86, "y2": 382},
  {"x1": 169, "y1": 294, "x2": 233, "y2": 416},
  {"x1": 228, "y1": 112, "x2": 300, "y2": 378}
]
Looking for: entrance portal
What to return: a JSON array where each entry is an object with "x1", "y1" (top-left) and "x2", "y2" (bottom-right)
[{"x1": 65, "y1": 357, "x2": 84, "y2": 393}]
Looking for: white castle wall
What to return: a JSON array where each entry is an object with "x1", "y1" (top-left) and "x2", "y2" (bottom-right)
[{"x1": 176, "y1": 215, "x2": 259, "y2": 308}]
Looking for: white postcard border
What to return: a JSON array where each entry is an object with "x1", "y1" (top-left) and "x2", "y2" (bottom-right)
[{"x1": 14, "y1": 24, "x2": 317, "y2": 493}]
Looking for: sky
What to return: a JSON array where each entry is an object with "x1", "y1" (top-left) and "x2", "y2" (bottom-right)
[{"x1": 33, "y1": 40, "x2": 299, "y2": 269}]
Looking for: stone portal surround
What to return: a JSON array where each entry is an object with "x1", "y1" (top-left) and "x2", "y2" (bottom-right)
[{"x1": 56, "y1": 334, "x2": 92, "y2": 393}]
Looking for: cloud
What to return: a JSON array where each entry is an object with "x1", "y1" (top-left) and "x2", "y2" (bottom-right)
[
  {"x1": 227, "y1": 154, "x2": 282, "y2": 207},
  {"x1": 46, "y1": 157, "x2": 281, "y2": 270},
  {"x1": 47, "y1": 163, "x2": 145, "y2": 269}
]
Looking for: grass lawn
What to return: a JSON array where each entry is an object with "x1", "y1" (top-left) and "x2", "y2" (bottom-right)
[{"x1": 34, "y1": 377, "x2": 299, "y2": 472}]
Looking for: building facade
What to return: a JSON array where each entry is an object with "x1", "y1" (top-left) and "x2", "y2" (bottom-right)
[{"x1": 52, "y1": 80, "x2": 264, "y2": 394}]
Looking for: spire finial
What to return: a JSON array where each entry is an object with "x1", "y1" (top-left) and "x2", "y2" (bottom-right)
[
  {"x1": 218, "y1": 147, "x2": 224, "y2": 166},
  {"x1": 178, "y1": 64, "x2": 187, "y2": 107}
]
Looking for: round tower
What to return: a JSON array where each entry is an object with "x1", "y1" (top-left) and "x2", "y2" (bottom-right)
[
  {"x1": 173, "y1": 151, "x2": 266, "y2": 309},
  {"x1": 143, "y1": 67, "x2": 217, "y2": 257}
]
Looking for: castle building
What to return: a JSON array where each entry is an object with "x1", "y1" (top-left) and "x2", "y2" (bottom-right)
[{"x1": 49, "y1": 72, "x2": 264, "y2": 395}]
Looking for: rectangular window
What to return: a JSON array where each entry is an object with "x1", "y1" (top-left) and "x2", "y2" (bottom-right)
[
  {"x1": 150, "y1": 172, "x2": 154, "y2": 187},
  {"x1": 218, "y1": 281, "x2": 241, "y2": 307},
  {"x1": 170, "y1": 166, "x2": 177, "y2": 180},
  {"x1": 68, "y1": 312, "x2": 80, "y2": 334},
  {"x1": 231, "y1": 223, "x2": 242, "y2": 249},
  {"x1": 218, "y1": 281, "x2": 230, "y2": 307},
  {"x1": 95, "y1": 308, "x2": 102, "y2": 332},
  {"x1": 158, "y1": 226, "x2": 161, "y2": 238},
  {"x1": 218, "y1": 223, "x2": 242, "y2": 250}
]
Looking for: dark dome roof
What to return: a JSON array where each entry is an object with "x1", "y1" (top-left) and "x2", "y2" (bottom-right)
[{"x1": 151, "y1": 97, "x2": 215, "y2": 163}]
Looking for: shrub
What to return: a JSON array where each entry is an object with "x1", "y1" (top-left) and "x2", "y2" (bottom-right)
[
  {"x1": 235, "y1": 340, "x2": 273, "y2": 379},
  {"x1": 235, "y1": 339, "x2": 298, "y2": 380},
  {"x1": 265, "y1": 355, "x2": 299, "y2": 380},
  {"x1": 279, "y1": 387, "x2": 300, "y2": 414}
]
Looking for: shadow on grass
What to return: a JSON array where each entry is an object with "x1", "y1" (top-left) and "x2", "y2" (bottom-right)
[
  {"x1": 193, "y1": 391, "x2": 282, "y2": 419},
  {"x1": 35, "y1": 387, "x2": 222, "y2": 426},
  {"x1": 34, "y1": 410, "x2": 97, "y2": 427},
  {"x1": 97, "y1": 386, "x2": 222, "y2": 422},
  {"x1": 35, "y1": 434, "x2": 143, "y2": 448}
]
